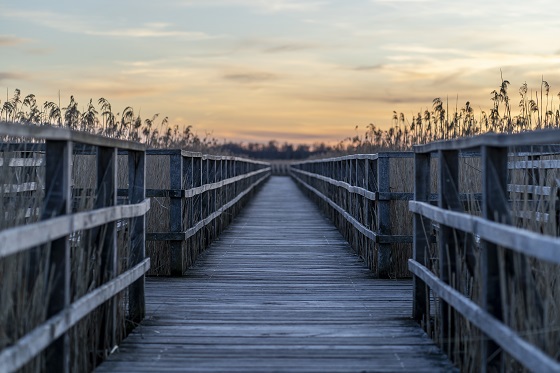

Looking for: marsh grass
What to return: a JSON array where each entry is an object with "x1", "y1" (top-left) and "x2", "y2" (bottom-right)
[
  {"x1": 0, "y1": 145, "x2": 140, "y2": 372},
  {"x1": 418, "y1": 149, "x2": 560, "y2": 370},
  {"x1": 0, "y1": 143, "x2": 49, "y2": 372}
]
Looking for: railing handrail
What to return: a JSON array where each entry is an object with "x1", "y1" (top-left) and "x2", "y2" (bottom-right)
[
  {"x1": 0, "y1": 200, "x2": 150, "y2": 259},
  {"x1": 410, "y1": 131, "x2": 560, "y2": 372},
  {"x1": 0, "y1": 121, "x2": 146, "y2": 151},
  {"x1": 413, "y1": 128, "x2": 560, "y2": 152},
  {"x1": 290, "y1": 152, "x2": 413, "y2": 277},
  {"x1": 293, "y1": 151, "x2": 413, "y2": 165},
  {"x1": 146, "y1": 148, "x2": 270, "y2": 165},
  {"x1": 0, "y1": 124, "x2": 149, "y2": 373},
  {"x1": 143, "y1": 148, "x2": 271, "y2": 275}
]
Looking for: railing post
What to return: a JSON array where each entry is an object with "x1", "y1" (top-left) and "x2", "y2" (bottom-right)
[
  {"x1": 96, "y1": 145, "x2": 118, "y2": 356},
  {"x1": 366, "y1": 158, "x2": 375, "y2": 270},
  {"x1": 201, "y1": 157, "x2": 209, "y2": 248},
  {"x1": 211, "y1": 159, "x2": 217, "y2": 240},
  {"x1": 43, "y1": 139, "x2": 72, "y2": 373},
  {"x1": 413, "y1": 152, "x2": 430, "y2": 324},
  {"x1": 377, "y1": 155, "x2": 391, "y2": 278},
  {"x1": 183, "y1": 155, "x2": 194, "y2": 266},
  {"x1": 170, "y1": 152, "x2": 185, "y2": 276},
  {"x1": 438, "y1": 149, "x2": 460, "y2": 358},
  {"x1": 128, "y1": 150, "x2": 146, "y2": 324},
  {"x1": 193, "y1": 156, "x2": 202, "y2": 255},
  {"x1": 357, "y1": 159, "x2": 365, "y2": 260},
  {"x1": 481, "y1": 145, "x2": 509, "y2": 372}
]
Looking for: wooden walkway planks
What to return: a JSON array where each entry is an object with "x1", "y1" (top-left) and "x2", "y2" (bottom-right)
[{"x1": 97, "y1": 176, "x2": 455, "y2": 373}]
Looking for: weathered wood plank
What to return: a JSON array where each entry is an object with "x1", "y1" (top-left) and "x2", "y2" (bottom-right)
[
  {"x1": 0, "y1": 259, "x2": 150, "y2": 373},
  {"x1": 408, "y1": 260, "x2": 560, "y2": 373},
  {"x1": 97, "y1": 177, "x2": 454, "y2": 373},
  {"x1": 0, "y1": 199, "x2": 150, "y2": 258},
  {"x1": 414, "y1": 128, "x2": 560, "y2": 153},
  {"x1": 0, "y1": 121, "x2": 146, "y2": 151},
  {"x1": 408, "y1": 201, "x2": 560, "y2": 264}
]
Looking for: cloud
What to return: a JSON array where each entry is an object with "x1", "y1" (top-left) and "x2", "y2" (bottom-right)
[
  {"x1": 352, "y1": 64, "x2": 384, "y2": 71},
  {"x1": 177, "y1": 0, "x2": 326, "y2": 13},
  {"x1": 0, "y1": 72, "x2": 29, "y2": 83},
  {"x1": 223, "y1": 72, "x2": 278, "y2": 83},
  {"x1": 25, "y1": 47, "x2": 54, "y2": 56},
  {"x1": 1, "y1": 10, "x2": 90, "y2": 34},
  {"x1": 0, "y1": 35, "x2": 32, "y2": 47},
  {"x1": 372, "y1": 0, "x2": 435, "y2": 2},
  {"x1": 1, "y1": 9, "x2": 215, "y2": 40},
  {"x1": 263, "y1": 42, "x2": 320, "y2": 53},
  {"x1": 87, "y1": 26, "x2": 214, "y2": 40},
  {"x1": 298, "y1": 91, "x2": 431, "y2": 104}
]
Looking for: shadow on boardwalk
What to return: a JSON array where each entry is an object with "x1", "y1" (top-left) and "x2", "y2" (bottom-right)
[{"x1": 97, "y1": 176, "x2": 455, "y2": 373}]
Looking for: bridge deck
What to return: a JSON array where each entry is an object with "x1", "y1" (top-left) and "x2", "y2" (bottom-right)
[{"x1": 97, "y1": 176, "x2": 454, "y2": 372}]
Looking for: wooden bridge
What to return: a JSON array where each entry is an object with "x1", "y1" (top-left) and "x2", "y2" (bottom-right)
[
  {"x1": 1, "y1": 121, "x2": 560, "y2": 372},
  {"x1": 96, "y1": 176, "x2": 453, "y2": 372}
]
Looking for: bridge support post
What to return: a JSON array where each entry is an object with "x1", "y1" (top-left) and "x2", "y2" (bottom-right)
[
  {"x1": 170, "y1": 153, "x2": 185, "y2": 276},
  {"x1": 366, "y1": 159, "x2": 376, "y2": 270},
  {"x1": 437, "y1": 150, "x2": 460, "y2": 360},
  {"x1": 413, "y1": 152, "x2": 430, "y2": 325},
  {"x1": 193, "y1": 156, "x2": 203, "y2": 256},
  {"x1": 43, "y1": 140, "x2": 73, "y2": 373},
  {"x1": 376, "y1": 156, "x2": 391, "y2": 278},
  {"x1": 481, "y1": 146, "x2": 509, "y2": 372},
  {"x1": 96, "y1": 146, "x2": 118, "y2": 358},
  {"x1": 128, "y1": 150, "x2": 146, "y2": 324},
  {"x1": 183, "y1": 156, "x2": 194, "y2": 267}
]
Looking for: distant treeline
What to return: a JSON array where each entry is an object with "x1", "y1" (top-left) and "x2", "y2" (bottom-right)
[{"x1": 216, "y1": 141, "x2": 333, "y2": 160}]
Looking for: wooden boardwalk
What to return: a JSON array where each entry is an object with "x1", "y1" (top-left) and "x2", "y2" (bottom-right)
[{"x1": 97, "y1": 176, "x2": 454, "y2": 373}]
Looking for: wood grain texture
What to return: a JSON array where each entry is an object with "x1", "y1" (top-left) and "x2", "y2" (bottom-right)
[{"x1": 97, "y1": 177, "x2": 455, "y2": 373}]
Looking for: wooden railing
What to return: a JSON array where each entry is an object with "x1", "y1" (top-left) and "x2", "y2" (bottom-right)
[
  {"x1": 143, "y1": 149, "x2": 270, "y2": 275},
  {"x1": 0, "y1": 123, "x2": 270, "y2": 371},
  {"x1": 290, "y1": 152, "x2": 414, "y2": 278},
  {"x1": 270, "y1": 161, "x2": 291, "y2": 175},
  {"x1": 0, "y1": 122, "x2": 150, "y2": 373},
  {"x1": 410, "y1": 131, "x2": 560, "y2": 372}
]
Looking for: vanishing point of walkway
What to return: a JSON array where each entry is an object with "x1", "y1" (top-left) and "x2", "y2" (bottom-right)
[{"x1": 97, "y1": 177, "x2": 454, "y2": 372}]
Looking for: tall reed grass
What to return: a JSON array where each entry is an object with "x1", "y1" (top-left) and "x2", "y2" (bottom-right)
[
  {"x1": 416, "y1": 148, "x2": 560, "y2": 371},
  {"x1": 0, "y1": 145, "x2": 136, "y2": 372}
]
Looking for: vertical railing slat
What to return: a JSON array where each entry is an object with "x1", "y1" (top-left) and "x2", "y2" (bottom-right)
[
  {"x1": 96, "y1": 146, "x2": 118, "y2": 356},
  {"x1": 170, "y1": 153, "x2": 185, "y2": 276},
  {"x1": 412, "y1": 152, "x2": 430, "y2": 324},
  {"x1": 43, "y1": 139, "x2": 73, "y2": 373},
  {"x1": 481, "y1": 145, "x2": 509, "y2": 372},
  {"x1": 128, "y1": 150, "x2": 146, "y2": 325},
  {"x1": 377, "y1": 156, "x2": 391, "y2": 278},
  {"x1": 437, "y1": 149, "x2": 459, "y2": 358}
]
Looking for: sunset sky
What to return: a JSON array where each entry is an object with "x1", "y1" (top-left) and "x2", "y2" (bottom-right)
[{"x1": 2, "y1": 0, "x2": 560, "y2": 144}]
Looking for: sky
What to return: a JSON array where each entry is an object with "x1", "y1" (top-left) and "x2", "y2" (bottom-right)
[{"x1": 2, "y1": 0, "x2": 560, "y2": 144}]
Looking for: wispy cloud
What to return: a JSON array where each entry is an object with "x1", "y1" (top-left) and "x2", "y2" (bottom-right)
[
  {"x1": 1, "y1": 9, "x2": 216, "y2": 40},
  {"x1": 87, "y1": 22, "x2": 216, "y2": 39},
  {"x1": 223, "y1": 72, "x2": 278, "y2": 83},
  {"x1": 1, "y1": 10, "x2": 90, "y2": 34},
  {"x1": 352, "y1": 64, "x2": 384, "y2": 71},
  {"x1": 263, "y1": 42, "x2": 320, "y2": 54},
  {"x1": 25, "y1": 47, "x2": 54, "y2": 56},
  {"x1": 178, "y1": 0, "x2": 326, "y2": 13},
  {"x1": 372, "y1": 0, "x2": 435, "y2": 2},
  {"x1": 0, "y1": 35, "x2": 32, "y2": 47},
  {"x1": 0, "y1": 72, "x2": 29, "y2": 83},
  {"x1": 236, "y1": 38, "x2": 324, "y2": 54}
]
